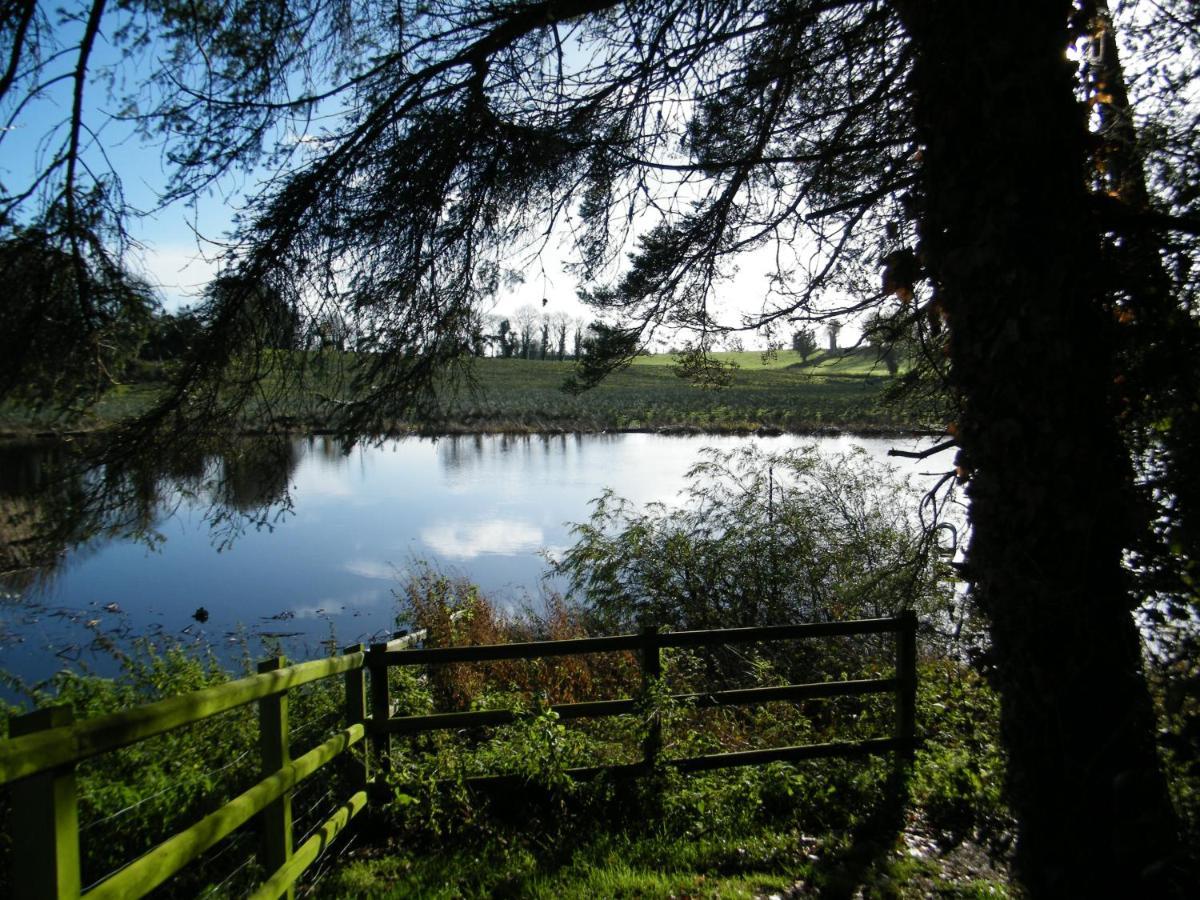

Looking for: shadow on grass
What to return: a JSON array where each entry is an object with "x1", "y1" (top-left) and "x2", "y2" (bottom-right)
[
  {"x1": 345, "y1": 759, "x2": 917, "y2": 899},
  {"x1": 807, "y1": 760, "x2": 913, "y2": 898}
]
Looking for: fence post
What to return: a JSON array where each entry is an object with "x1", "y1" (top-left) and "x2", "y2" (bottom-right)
[
  {"x1": 896, "y1": 610, "x2": 918, "y2": 760},
  {"x1": 343, "y1": 644, "x2": 369, "y2": 790},
  {"x1": 641, "y1": 625, "x2": 662, "y2": 770},
  {"x1": 257, "y1": 656, "x2": 294, "y2": 900},
  {"x1": 367, "y1": 643, "x2": 391, "y2": 786},
  {"x1": 9, "y1": 705, "x2": 80, "y2": 900}
]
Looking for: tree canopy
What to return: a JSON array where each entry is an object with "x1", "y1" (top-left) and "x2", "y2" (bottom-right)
[{"x1": 3, "y1": 1, "x2": 1200, "y2": 894}]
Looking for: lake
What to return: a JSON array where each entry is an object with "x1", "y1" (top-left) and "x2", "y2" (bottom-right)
[{"x1": 0, "y1": 432, "x2": 957, "y2": 688}]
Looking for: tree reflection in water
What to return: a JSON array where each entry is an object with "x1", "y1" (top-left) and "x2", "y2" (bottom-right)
[{"x1": 0, "y1": 436, "x2": 300, "y2": 601}]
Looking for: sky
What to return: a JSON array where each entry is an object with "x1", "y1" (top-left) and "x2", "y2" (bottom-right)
[
  {"x1": 1, "y1": 17, "x2": 228, "y2": 310},
  {"x1": 2, "y1": 7, "x2": 861, "y2": 349}
]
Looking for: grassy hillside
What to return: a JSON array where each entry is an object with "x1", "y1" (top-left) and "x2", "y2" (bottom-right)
[
  {"x1": 438, "y1": 352, "x2": 911, "y2": 433},
  {"x1": 630, "y1": 345, "x2": 898, "y2": 376},
  {"x1": 0, "y1": 347, "x2": 925, "y2": 437}
]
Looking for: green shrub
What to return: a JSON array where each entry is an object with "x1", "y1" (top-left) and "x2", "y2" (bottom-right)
[
  {"x1": 911, "y1": 660, "x2": 1009, "y2": 847},
  {"x1": 555, "y1": 445, "x2": 955, "y2": 634}
]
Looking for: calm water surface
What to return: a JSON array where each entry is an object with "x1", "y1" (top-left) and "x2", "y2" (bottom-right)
[{"x1": 0, "y1": 433, "x2": 955, "y2": 686}]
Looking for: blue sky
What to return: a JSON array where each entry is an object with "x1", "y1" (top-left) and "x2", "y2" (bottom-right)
[{"x1": 2, "y1": 11, "x2": 277, "y2": 310}]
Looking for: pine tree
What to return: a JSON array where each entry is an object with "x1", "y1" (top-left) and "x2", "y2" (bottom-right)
[{"x1": 2, "y1": 2, "x2": 1198, "y2": 892}]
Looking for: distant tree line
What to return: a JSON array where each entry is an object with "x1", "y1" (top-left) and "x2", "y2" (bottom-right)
[
  {"x1": 478, "y1": 305, "x2": 591, "y2": 361},
  {"x1": 142, "y1": 290, "x2": 600, "y2": 363}
]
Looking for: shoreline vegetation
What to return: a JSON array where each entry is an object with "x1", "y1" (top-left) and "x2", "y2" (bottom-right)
[
  {"x1": 0, "y1": 451, "x2": 1014, "y2": 898},
  {"x1": 0, "y1": 348, "x2": 940, "y2": 441}
]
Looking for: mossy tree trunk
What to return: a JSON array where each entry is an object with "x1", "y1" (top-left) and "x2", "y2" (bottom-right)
[{"x1": 899, "y1": 3, "x2": 1185, "y2": 895}]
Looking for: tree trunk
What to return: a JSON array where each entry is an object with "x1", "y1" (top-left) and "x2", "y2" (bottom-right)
[{"x1": 898, "y1": 3, "x2": 1185, "y2": 895}]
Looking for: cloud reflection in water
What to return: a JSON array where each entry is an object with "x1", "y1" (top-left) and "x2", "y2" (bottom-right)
[
  {"x1": 342, "y1": 559, "x2": 400, "y2": 581},
  {"x1": 290, "y1": 587, "x2": 388, "y2": 619},
  {"x1": 421, "y1": 519, "x2": 544, "y2": 560}
]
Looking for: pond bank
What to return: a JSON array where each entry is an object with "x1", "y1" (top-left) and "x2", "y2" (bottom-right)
[
  {"x1": 0, "y1": 419, "x2": 940, "y2": 442},
  {"x1": 0, "y1": 352, "x2": 940, "y2": 440}
]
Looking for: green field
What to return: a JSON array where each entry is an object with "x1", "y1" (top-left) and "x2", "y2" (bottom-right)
[
  {"x1": 630, "y1": 346, "x2": 896, "y2": 375},
  {"x1": 0, "y1": 347, "x2": 926, "y2": 437},
  {"x1": 439, "y1": 350, "x2": 909, "y2": 433}
]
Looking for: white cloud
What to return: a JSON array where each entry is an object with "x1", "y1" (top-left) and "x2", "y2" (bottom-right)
[{"x1": 130, "y1": 242, "x2": 220, "y2": 311}]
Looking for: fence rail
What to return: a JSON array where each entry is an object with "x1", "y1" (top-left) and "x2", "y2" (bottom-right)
[
  {"x1": 366, "y1": 614, "x2": 917, "y2": 777},
  {"x1": 0, "y1": 612, "x2": 917, "y2": 899},
  {"x1": 0, "y1": 652, "x2": 366, "y2": 786}
]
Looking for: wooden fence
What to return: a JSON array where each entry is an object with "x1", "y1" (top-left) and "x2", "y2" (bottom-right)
[{"x1": 0, "y1": 612, "x2": 916, "y2": 899}]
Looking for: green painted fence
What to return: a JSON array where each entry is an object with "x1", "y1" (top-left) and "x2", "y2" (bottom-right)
[{"x1": 0, "y1": 612, "x2": 917, "y2": 897}]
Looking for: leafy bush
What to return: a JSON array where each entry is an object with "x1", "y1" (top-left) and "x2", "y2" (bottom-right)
[
  {"x1": 555, "y1": 445, "x2": 954, "y2": 632},
  {"x1": 551, "y1": 445, "x2": 963, "y2": 699}
]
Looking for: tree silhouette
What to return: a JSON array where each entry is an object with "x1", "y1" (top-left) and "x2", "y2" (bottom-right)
[
  {"x1": 495, "y1": 318, "x2": 517, "y2": 358},
  {"x1": 206, "y1": 276, "x2": 300, "y2": 352},
  {"x1": 550, "y1": 311, "x2": 572, "y2": 361},
  {"x1": 862, "y1": 313, "x2": 900, "y2": 376},
  {"x1": 825, "y1": 322, "x2": 841, "y2": 353},
  {"x1": 513, "y1": 305, "x2": 540, "y2": 361},
  {"x1": 2, "y1": 1, "x2": 1198, "y2": 893},
  {"x1": 0, "y1": 227, "x2": 155, "y2": 406},
  {"x1": 790, "y1": 328, "x2": 817, "y2": 363}
]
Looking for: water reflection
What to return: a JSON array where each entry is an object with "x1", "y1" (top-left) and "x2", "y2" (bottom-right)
[
  {"x1": 421, "y1": 519, "x2": 545, "y2": 559},
  {"x1": 0, "y1": 441, "x2": 115, "y2": 595},
  {"x1": 341, "y1": 559, "x2": 400, "y2": 580},
  {"x1": 436, "y1": 432, "x2": 619, "y2": 486},
  {"x1": 0, "y1": 436, "x2": 303, "y2": 597},
  {"x1": 0, "y1": 432, "x2": 957, "y2": 688},
  {"x1": 217, "y1": 439, "x2": 300, "y2": 513}
]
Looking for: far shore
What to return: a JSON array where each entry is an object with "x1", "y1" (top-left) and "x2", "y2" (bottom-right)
[{"x1": 0, "y1": 348, "x2": 939, "y2": 442}]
